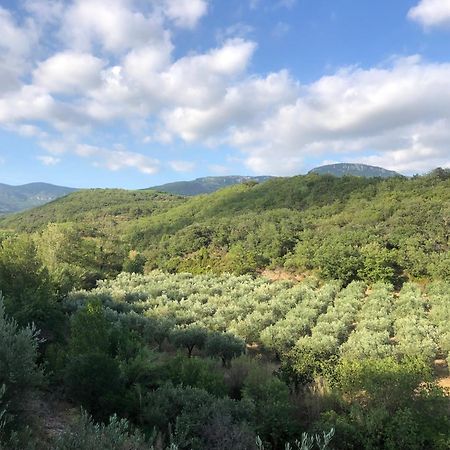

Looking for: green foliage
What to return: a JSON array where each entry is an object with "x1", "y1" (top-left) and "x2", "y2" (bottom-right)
[
  {"x1": 65, "y1": 302, "x2": 124, "y2": 419},
  {"x1": 0, "y1": 171, "x2": 449, "y2": 449},
  {"x1": 323, "y1": 357, "x2": 450, "y2": 450},
  {"x1": 0, "y1": 296, "x2": 43, "y2": 445},
  {"x1": 54, "y1": 411, "x2": 150, "y2": 450},
  {"x1": 0, "y1": 295, "x2": 43, "y2": 407},
  {"x1": 171, "y1": 326, "x2": 208, "y2": 357},
  {"x1": 139, "y1": 384, "x2": 255, "y2": 450},
  {"x1": 243, "y1": 367, "x2": 295, "y2": 447},
  {"x1": 205, "y1": 332, "x2": 246, "y2": 367},
  {"x1": 0, "y1": 189, "x2": 184, "y2": 232},
  {"x1": 358, "y1": 242, "x2": 398, "y2": 284},
  {"x1": 69, "y1": 301, "x2": 111, "y2": 355},
  {"x1": 37, "y1": 223, "x2": 102, "y2": 292},
  {"x1": 2, "y1": 173, "x2": 448, "y2": 283},
  {"x1": 315, "y1": 236, "x2": 363, "y2": 284},
  {"x1": 65, "y1": 353, "x2": 124, "y2": 420},
  {"x1": 123, "y1": 251, "x2": 146, "y2": 274},
  {"x1": 0, "y1": 234, "x2": 62, "y2": 334},
  {"x1": 163, "y1": 354, "x2": 227, "y2": 396}
]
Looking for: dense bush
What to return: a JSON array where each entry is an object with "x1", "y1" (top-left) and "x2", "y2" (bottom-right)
[{"x1": 0, "y1": 295, "x2": 43, "y2": 445}]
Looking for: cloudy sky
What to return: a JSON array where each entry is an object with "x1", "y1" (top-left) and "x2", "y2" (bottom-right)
[{"x1": 0, "y1": 0, "x2": 449, "y2": 188}]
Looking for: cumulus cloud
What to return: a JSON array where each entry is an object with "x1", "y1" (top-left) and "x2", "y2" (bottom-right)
[
  {"x1": 75, "y1": 144, "x2": 159, "y2": 174},
  {"x1": 60, "y1": 0, "x2": 167, "y2": 54},
  {"x1": 33, "y1": 51, "x2": 105, "y2": 94},
  {"x1": 408, "y1": 0, "x2": 450, "y2": 28},
  {"x1": 169, "y1": 160, "x2": 196, "y2": 172},
  {"x1": 228, "y1": 57, "x2": 450, "y2": 174},
  {"x1": 37, "y1": 155, "x2": 60, "y2": 165},
  {"x1": 0, "y1": 7, "x2": 38, "y2": 92},
  {"x1": 161, "y1": 69, "x2": 298, "y2": 142},
  {"x1": 163, "y1": 0, "x2": 208, "y2": 29},
  {"x1": 0, "y1": 1, "x2": 449, "y2": 177},
  {"x1": 23, "y1": 0, "x2": 64, "y2": 25}
]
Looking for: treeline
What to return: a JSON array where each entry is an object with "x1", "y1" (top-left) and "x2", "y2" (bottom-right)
[{"x1": 1, "y1": 169, "x2": 449, "y2": 286}]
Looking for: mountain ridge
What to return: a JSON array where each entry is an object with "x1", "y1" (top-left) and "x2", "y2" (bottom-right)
[
  {"x1": 309, "y1": 163, "x2": 403, "y2": 178},
  {"x1": 148, "y1": 175, "x2": 273, "y2": 196},
  {"x1": 0, "y1": 182, "x2": 77, "y2": 215}
]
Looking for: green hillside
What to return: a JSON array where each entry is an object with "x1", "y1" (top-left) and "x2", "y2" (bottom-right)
[
  {"x1": 1, "y1": 169, "x2": 448, "y2": 285},
  {"x1": 149, "y1": 175, "x2": 273, "y2": 196},
  {"x1": 0, "y1": 188, "x2": 185, "y2": 231}
]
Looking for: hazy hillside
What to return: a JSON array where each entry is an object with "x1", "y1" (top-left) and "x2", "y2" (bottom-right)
[
  {"x1": 0, "y1": 174, "x2": 379, "y2": 232},
  {"x1": 0, "y1": 188, "x2": 185, "y2": 231},
  {"x1": 149, "y1": 175, "x2": 273, "y2": 196},
  {"x1": 309, "y1": 163, "x2": 402, "y2": 178},
  {"x1": 0, "y1": 182, "x2": 76, "y2": 214}
]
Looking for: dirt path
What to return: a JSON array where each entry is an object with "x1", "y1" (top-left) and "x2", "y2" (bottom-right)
[
  {"x1": 24, "y1": 392, "x2": 78, "y2": 445},
  {"x1": 434, "y1": 359, "x2": 450, "y2": 391}
]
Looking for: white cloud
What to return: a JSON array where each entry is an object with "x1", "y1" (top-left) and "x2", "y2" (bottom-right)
[
  {"x1": 0, "y1": 7, "x2": 36, "y2": 56},
  {"x1": 228, "y1": 57, "x2": 450, "y2": 174},
  {"x1": 0, "y1": 85, "x2": 55, "y2": 123},
  {"x1": 162, "y1": 69, "x2": 298, "y2": 142},
  {"x1": 75, "y1": 144, "x2": 159, "y2": 174},
  {"x1": 33, "y1": 51, "x2": 105, "y2": 94},
  {"x1": 216, "y1": 23, "x2": 254, "y2": 43},
  {"x1": 37, "y1": 155, "x2": 60, "y2": 165},
  {"x1": 80, "y1": 38, "x2": 257, "y2": 126},
  {"x1": 0, "y1": 7, "x2": 38, "y2": 93},
  {"x1": 408, "y1": 0, "x2": 450, "y2": 28},
  {"x1": 169, "y1": 160, "x2": 196, "y2": 172},
  {"x1": 163, "y1": 0, "x2": 208, "y2": 29},
  {"x1": 0, "y1": 1, "x2": 449, "y2": 177},
  {"x1": 4, "y1": 123, "x2": 48, "y2": 139},
  {"x1": 23, "y1": 0, "x2": 64, "y2": 25},
  {"x1": 60, "y1": 0, "x2": 166, "y2": 54}
]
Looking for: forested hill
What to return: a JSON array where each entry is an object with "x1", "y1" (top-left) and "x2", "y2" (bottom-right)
[
  {"x1": 0, "y1": 173, "x2": 390, "y2": 231},
  {"x1": 0, "y1": 169, "x2": 448, "y2": 284},
  {"x1": 309, "y1": 163, "x2": 402, "y2": 178},
  {"x1": 0, "y1": 182, "x2": 76, "y2": 214},
  {"x1": 149, "y1": 175, "x2": 273, "y2": 196},
  {"x1": 0, "y1": 188, "x2": 184, "y2": 231}
]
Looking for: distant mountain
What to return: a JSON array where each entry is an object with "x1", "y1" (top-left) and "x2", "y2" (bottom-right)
[
  {"x1": 309, "y1": 163, "x2": 403, "y2": 178},
  {"x1": 0, "y1": 182, "x2": 77, "y2": 215},
  {"x1": 149, "y1": 175, "x2": 273, "y2": 196}
]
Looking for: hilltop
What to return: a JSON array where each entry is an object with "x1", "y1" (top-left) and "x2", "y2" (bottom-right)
[
  {"x1": 1, "y1": 169, "x2": 448, "y2": 284},
  {"x1": 309, "y1": 163, "x2": 402, "y2": 178},
  {"x1": 149, "y1": 175, "x2": 273, "y2": 196},
  {"x1": 0, "y1": 182, "x2": 76, "y2": 214},
  {"x1": 0, "y1": 164, "x2": 401, "y2": 215},
  {"x1": 0, "y1": 188, "x2": 184, "y2": 231}
]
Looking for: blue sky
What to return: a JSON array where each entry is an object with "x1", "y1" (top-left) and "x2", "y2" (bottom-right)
[{"x1": 0, "y1": 0, "x2": 449, "y2": 188}]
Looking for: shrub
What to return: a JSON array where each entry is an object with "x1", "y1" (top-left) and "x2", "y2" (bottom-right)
[
  {"x1": 205, "y1": 332, "x2": 245, "y2": 367},
  {"x1": 0, "y1": 295, "x2": 43, "y2": 410},
  {"x1": 0, "y1": 295, "x2": 43, "y2": 446},
  {"x1": 54, "y1": 411, "x2": 150, "y2": 450}
]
